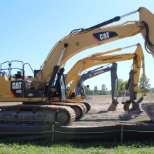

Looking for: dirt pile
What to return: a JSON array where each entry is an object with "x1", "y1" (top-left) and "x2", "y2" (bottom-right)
[
  {"x1": 141, "y1": 93, "x2": 154, "y2": 122},
  {"x1": 143, "y1": 92, "x2": 154, "y2": 103}
]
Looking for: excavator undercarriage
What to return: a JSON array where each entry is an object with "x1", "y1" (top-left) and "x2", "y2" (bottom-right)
[{"x1": 0, "y1": 104, "x2": 75, "y2": 126}]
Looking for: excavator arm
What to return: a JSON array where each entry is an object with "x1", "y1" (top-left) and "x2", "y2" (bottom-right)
[
  {"x1": 132, "y1": 43, "x2": 145, "y2": 96},
  {"x1": 35, "y1": 7, "x2": 154, "y2": 88},
  {"x1": 78, "y1": 64, "x2": 115, "y2": 83},
  {"x1": 122, "y1": 44, "x2": 146, "y2": 111}
]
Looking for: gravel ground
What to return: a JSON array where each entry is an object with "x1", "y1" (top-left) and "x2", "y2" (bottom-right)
[{"x1": 71, "y1": 95, "x2": 152, "y2": 127}]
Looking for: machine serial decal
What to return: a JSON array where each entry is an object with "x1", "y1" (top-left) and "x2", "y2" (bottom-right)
[
  {"x1": 93, "y1": 70, "x2": 105, "y2": 76},
  {"x1": 88, "y1": 70, "x2": 105, "y2": 77},
  {"x1": 93, "y1": 31, "x2": 118, "y2": 41}
]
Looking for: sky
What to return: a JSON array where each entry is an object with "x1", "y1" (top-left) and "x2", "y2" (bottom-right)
[{"x1": 0, "y1": 1, "x2": 154, "y2": 90}]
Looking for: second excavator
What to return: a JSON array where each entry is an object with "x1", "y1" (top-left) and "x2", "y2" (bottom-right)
[
  {"x1": 66, "y1": 43, "x2": 146, "y2": 112},
  {"x1": 71, "y1": 63, "x2": 118, "y2": 99}
]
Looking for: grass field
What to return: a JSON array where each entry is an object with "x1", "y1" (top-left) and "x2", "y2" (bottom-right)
[{"x1": 0, "y1": 140, "x2": 154, "y2": 154}]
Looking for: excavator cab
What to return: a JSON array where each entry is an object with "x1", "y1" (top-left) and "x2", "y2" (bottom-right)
[
  {"x1": 0, "y1": 60, "x2": 43, "y2": 100},
  {"x1": 50, "y1": 73, "x2": 67, "y2": 101},
  {"x1": 13, "y1": 71, "x2": 23, "y2": 79}
]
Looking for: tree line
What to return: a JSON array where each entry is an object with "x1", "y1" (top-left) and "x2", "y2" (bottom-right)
[{"x1": 84, "y1": 74, "x2": 152, "y2": 95}]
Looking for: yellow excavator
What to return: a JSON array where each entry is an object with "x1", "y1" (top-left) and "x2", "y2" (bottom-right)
[
  {"x1": 0, "y1": 7, "x2": 153, "y2": 129},
  {"x1": 66, "y1": 44, "x2": 146, "y2": 111}
]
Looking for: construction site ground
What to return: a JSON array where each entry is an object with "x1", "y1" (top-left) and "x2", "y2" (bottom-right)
[{"x1": 71, "y1": 94, "x2": 153, "y2": 127}]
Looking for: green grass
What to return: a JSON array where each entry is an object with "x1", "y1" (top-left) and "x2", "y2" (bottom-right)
[{"x1": 0, "y1": 140, "x2": 154, "y2": 154}]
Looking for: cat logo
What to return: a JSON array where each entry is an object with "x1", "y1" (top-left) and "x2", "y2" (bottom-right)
[
  {"x1": 93, "y1": 31, "x2": 118, "y2": 41},
  {"x1": 12, "y1": 82, "x2": 22, "y2": 89},
  {"x1": 99, "y1": 32, "x2": 109, "y2": 40}
]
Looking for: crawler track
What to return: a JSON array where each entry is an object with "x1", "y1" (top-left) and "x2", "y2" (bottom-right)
[
  {"x1": 0, "y1": 104, "x2": 76, "y2": 126},
  {"x1": 82, "y1": 102, "x2": 91, "y2": 112},
  {"x1": 51, "y1": 102, "x2": 87, "y2": 120}
]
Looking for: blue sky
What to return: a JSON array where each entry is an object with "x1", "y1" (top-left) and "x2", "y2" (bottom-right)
[{"x1": 0, "y1": 1, "x2": 154, "y2": 90}]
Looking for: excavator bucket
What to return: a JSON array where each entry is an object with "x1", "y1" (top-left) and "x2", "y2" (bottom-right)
[
  {"x1": 122, "y1": 100, "x2": 131, "y2": 111},
  {"x1": 107, "y1": 103, "x2": 117, "y2": 111},
  {"x1": 107, "y1": 99, "x2": 119, "y2": 111},
  {"x1": 139, "y1": 7, "x2": 154, "y2": 57}
]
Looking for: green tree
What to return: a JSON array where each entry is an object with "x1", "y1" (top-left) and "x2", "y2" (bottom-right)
[
  {"x1": 94, "y1": 86, "x2": 98, "y2": 94},
  {"x1": 139, "y1": 74, "x2": 151, "y2": 92},
  {"x1": 101, "y1": 84, "x2": 108, "y2": 95},
  {"x1": 84, "y1": 85, "x2": 93, "y2": 95},
  {"x1": 115, "y1": 79, "x2": 128, "y2": 96}
]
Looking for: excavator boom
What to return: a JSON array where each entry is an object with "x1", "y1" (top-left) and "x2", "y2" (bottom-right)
[
  {"x1": 139, "y1": 7, "x2": 154, "y2": 55},
  {"x1": 66, "y1": 45, "x2": 136, "y2": 85},
  {"x1": 35, "y1": 7, "x2": 154, "y2": 86},
  {"x1": 78, "y1": 63, "x2": 117, "y2": 86}
]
